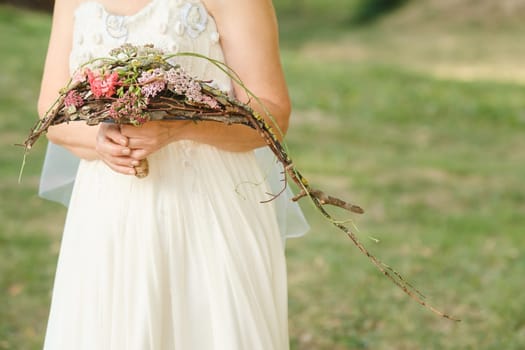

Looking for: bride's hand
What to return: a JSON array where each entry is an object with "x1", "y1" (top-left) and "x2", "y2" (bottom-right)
[
  {"x1": 96, "y1": 123, "x2": 138, "y2": 175},
  {"x1": 120, "y1": 121, "x2": 189, "y2": 160}
]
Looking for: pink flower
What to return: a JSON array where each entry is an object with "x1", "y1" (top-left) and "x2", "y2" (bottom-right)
[
  {"x1": 108, "y1": 91, "x2": 149, "y2": 125},
  {"x1": 86, "y1": 69, "x2": 120, "y2": 98},
  {"x1": 64, "y1": 90, "x2": 84, "y2": 108},
  {"x1": 71, "y1": 68, "x2": 87, "y2": 84}
]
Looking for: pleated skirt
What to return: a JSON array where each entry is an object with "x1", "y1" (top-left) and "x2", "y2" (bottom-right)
[{"x1": 43, "y1": 140, "x2": 289, "y2": 350}]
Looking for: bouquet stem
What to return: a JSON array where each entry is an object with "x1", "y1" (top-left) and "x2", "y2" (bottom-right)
[{"x1": 134, "y1": 159, "x2": 149, "y2": 178}]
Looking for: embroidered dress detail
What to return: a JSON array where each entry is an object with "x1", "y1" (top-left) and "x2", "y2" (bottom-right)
[
  {"x1": 105, "y1": 14, "x2": 128, "y2": 41},
  {"x1": 179, "y1": 3, "x2": 208, "y2": 38}
]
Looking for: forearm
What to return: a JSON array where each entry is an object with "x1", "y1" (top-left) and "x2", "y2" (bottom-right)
[
  {"x1": 46, "y1": 122, "x2": 100, "y2": 160},
  {"x1": 196, "y1": 0, "x2": 290, "y2": 152},
  {"x1": 177, "y1": 97, "x2": 290, "y2": 152}
]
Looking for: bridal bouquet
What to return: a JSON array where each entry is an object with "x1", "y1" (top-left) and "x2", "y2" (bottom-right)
[
  {"x1": 22, "y1": 44, "x2": 456, "y2": 320},
  {"x1": 25, "y1": 44, "x2": 258, "y2": 177}
]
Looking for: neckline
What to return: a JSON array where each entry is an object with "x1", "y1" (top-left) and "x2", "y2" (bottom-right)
[{"x1": 77, "y1": 0, "x2": 158, "y2": 19}]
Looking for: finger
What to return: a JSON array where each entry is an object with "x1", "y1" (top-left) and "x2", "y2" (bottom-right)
[
  {"x1": 96, "y1": 136, "x2": 131, "y2": 157},
  {"x1": 129, "y1": 149, "x2": 149, "y2": 160},
  {"x1": 120, "y1": 124, "x2": 144, "y2": 138},
  {"x1": 97, "y1": 143, "x2": 131, "y2": 158},
  {"x1": 101, "y1": 123, "x2": 128, "y2": 146},
  {"x1": 104, "y1": 155, "x2": 140, "y2": 168},
  {"x1": 127, "y1": 137, "x2": 156, "y2": 150},
  {"x1": 97, "y1": 153, "x2": 138, "y2": 175},
  {"x1": 103, "y1": 161, "x2": 136, "y2": 176}
]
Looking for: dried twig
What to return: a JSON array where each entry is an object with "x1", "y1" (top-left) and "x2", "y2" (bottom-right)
[{"x1": 21, "y1": 46, "x2": 459, "y2": 321}]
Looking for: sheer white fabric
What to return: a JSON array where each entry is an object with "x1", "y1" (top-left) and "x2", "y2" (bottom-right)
[
  {"x1": 40, "y1": 144, "x2": 309, "y2": 239},
  {"x1": 39, "y1": 142, "x2": 79, "y2": 207},
  {"x1": 42, "y1": 0, "x2": 308, "y2": 349},
  {"x1": 39, "y1": 0, "x2": 309, "y2": 239}
]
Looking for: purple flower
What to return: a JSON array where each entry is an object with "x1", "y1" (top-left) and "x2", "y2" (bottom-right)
[
  {"x1": 138, "y1": 68, "x2": 166, "y2": 98},
  {"x1": 165, "y1": 67, "x2": 219, "y2": 109},
  {"x1": 165, "y1": 68, "x2": 191, "y2": 95}
]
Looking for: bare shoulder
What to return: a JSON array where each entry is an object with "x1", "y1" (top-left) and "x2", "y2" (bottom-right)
[
  {"x1": 201, "y1": 0, "x2": 290, "y2": 129},
  {"x1": 203, "y1": 0, "x2": 275, "y2": 21},
  {"x1": 52, "y1": 0, "x2": 81, "y2": 19}
]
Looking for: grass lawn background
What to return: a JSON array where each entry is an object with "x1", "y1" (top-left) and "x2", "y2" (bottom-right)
[{"x1": 1, "y1": 2, "x2": 524, "y2": 349}]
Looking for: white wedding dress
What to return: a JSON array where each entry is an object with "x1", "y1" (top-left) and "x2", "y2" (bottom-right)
[{"x1": 42, "y1": 1, "x2": 307, "y2": 349}]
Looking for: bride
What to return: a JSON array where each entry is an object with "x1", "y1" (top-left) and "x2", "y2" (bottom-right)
[{"x1": 38, "y1": 0, "x2": 307, "y2": 349}]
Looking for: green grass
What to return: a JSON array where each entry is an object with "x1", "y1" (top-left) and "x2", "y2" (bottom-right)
[
  {"x1": 2, "y1": 3, "x2": 525, "y2": 350},
  {"x1": 283, "y1": 57, "x2": 525, "y2": 349},
  {"x1": 0, "y1": 5, "x2": 67, "y2": 349}
]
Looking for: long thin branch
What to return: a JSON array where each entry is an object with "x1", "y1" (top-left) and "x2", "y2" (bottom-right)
[
  {"x1": 199, "y1": 85, "x2": 459, "y2": 321},
  {"x1": 22, "y1": 70, "x2": 458, "y2": 322}
]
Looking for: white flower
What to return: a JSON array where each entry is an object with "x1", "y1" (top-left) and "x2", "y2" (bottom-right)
[
  {"x1": 116, "y1": 52, "x2": 128, "y2": 61},
  {"x1": 180, "y1": 3, "x2": 208, "y2": 38}
]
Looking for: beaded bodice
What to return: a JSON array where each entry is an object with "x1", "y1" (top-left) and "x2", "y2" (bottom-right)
[{"x1": 70, "y1": 0, "x2": 231, "y2": 91}]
